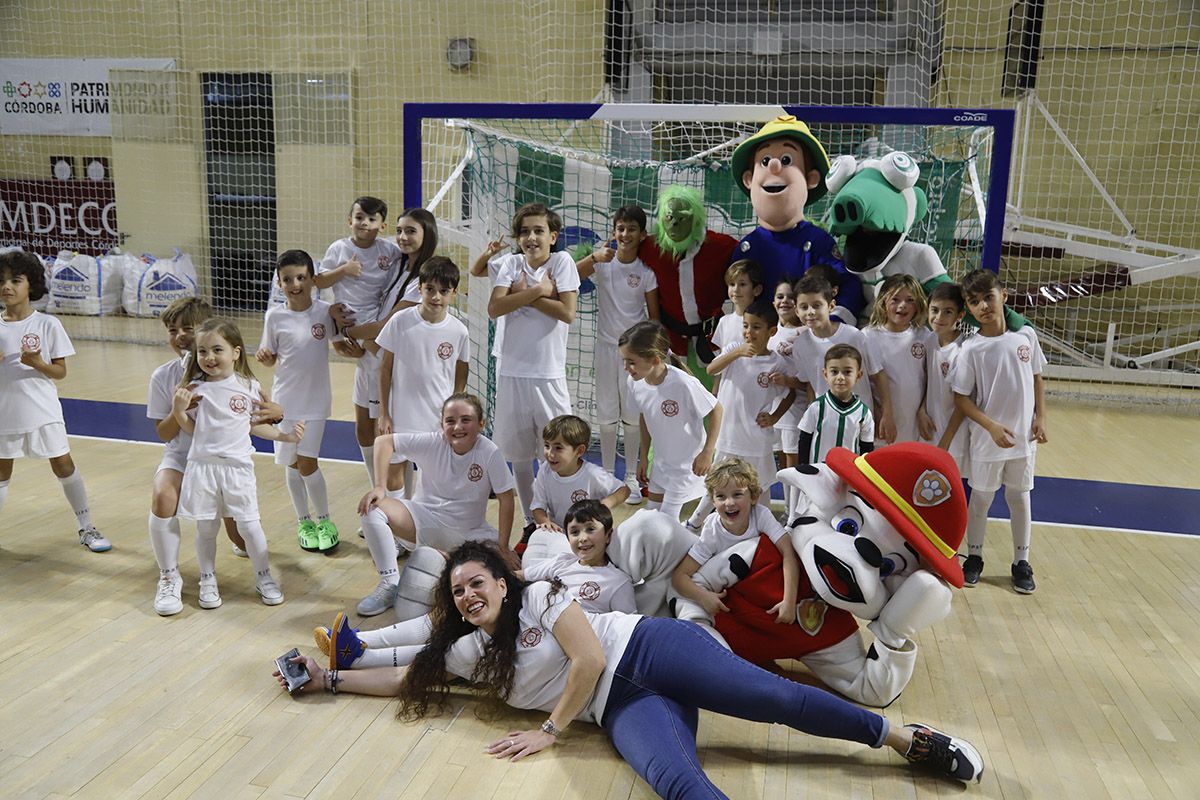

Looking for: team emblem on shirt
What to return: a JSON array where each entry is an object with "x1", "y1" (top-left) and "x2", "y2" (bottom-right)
[
  {"x1": 229, "y1": 394, "x2": 249, "y2": 414},
  {"x1": 577, "y1": 581, "x2": 601, "y2": 601},
  {"x1": 436, "y1": 342, "x2": 454, "y2": 361},
  {"x1": 797, "y1": 597, "x2": 828, "y2": 635},
  {"x1": 311, "y1": 323, "x2": 326, "y2": 340},
  {"x1": 913, "y1": 469, "x2": 952, "y2": 507},
  {"x1": 1017, "y1": 344, "x2": 1031, "y2": 363},
  {"x1": 940, "y1": 361, "x2": 950, "y2": 378},
  {"x1": 756, "y1": 371, "x2": 771, "y2": 388},
  {"x1": 21, "y1": 333, "x2": 40, "y2": 350},
  {"x1": 777, "y1": 340, "x2": 793, "y2": 357},
  {"x1": 467, "y1": 463, "x2": 484, "y2": 482},
  {"x1": 570, "y1": 489, "x2": 588, "y2": 504},
  {"x1": 519, "y1": 627, "x2": 543, "y2": 648},
  {"x1": 626, "y1": 273, "x2": 641, "y2": 288},
  {"x1": 911, "y1": 342, "x2": 927, "y2": 359},
  {"x1": 377, "y1": 255, "x2": 390, "y2": 270},
  {"x1": 661, "y1": 399, "x2": 679, "y2": 417}
]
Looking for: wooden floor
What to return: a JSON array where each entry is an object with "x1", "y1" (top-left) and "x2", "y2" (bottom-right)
[{"x1": 1, "y1": 338, "x2": 1198, "y2": 800}]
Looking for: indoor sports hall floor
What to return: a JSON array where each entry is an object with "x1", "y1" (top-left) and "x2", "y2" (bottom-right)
[{"x1": 1, "y1": 332, "x2": 1197, "y2": 800}]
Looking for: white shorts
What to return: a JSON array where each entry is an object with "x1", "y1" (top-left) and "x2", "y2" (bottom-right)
[
  {"x1": 594, "y1": 343, "x2": 636, "y2": 426},
  {"x1": 157, "y1": 451, "x2": 188, "y2": 475},
  {"x1": 0, "y1": 422, "x2": 70, "y2": 459},
  {"x1": 969, "y1": 452, "x2": 1035, "y2": 493},
  {"x1": 353, "y1": 350, "x2": 382, "y2": 419},
  {"x1": 400, "y1": 498, "x2": 499, "y2": 552},
  {"x1": 493, "y1": 375, "x2": 571, "y2": 461},
  {"x1": 774, "y1": 427, "x2": 800, "y2": 454},
  {"x1": 647, "y1": 461, "x2": 707, "y2": 506},
  {"x1": 273, "y1": 418, "x2": 327, "y2": 465},
  {"x1": 178, "y1": 460, "x2": 261, "y2": 521}
]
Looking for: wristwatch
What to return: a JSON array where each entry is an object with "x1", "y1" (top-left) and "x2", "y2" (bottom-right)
[{"x1": 540, "y1": 719, "x2": 562, "y2": 737}]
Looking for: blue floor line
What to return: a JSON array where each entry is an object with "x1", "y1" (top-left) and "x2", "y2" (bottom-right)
[{"x1": 62, "y1": 398, "x2": 1200, "y2": 536}]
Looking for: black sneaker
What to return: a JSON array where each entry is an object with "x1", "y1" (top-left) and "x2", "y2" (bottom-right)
[
  {"x1": 962, "y1": 555, "x2": 983, "y2": 587},
  {"x1": 903, "y1": 723, "x2": 985, "y2": 783},
  {"x1": 1011, "y1": 560, "x2": 1036, "y2": 594}
]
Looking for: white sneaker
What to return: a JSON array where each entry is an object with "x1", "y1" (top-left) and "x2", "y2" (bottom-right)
[
  {"x1": 198, "y1": 575, "x2": 222, "y2": 609},
  {"x1": 356, "y1": 579, "x2": 400, "y2": 617},
  {"x1": 79, "y1": 527, "x2": 112, "y2": 552},
  {"x1": 623, "y1": 472, "x2": 644, "y2": 505},
  {"x1": 357, "y1": 526, "x2": 365, "y2": 538},
  {"x1": 256, "y1": 574, "x2": 284, "y2": 606},
  {"x1": 154, "y1": 572, "x2": 183, "y2": 616},
  {"x1": 231, "y1": 544, "x2": 248, "y2": 558}
]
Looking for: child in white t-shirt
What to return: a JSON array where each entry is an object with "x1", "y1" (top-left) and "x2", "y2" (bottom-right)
[
  {"x1": 953, "y1": 269, "x2": 1048, "y2": 594},
  {"x1": 672, "y1": 457, "x2": 799, "y2": 623},
  {"x1": 0, "y1": 251, "x2": 107, "y2": 552},
  {"x1": 530, "y1": 415, "x2": 629, "y2": 538},
  {"x1": 574, "y1": 205, "x2": 659, "y2": 499},
  {"x1": 924, "y1": 282, "x2": 970, "y2": 471},
  {"x1": 385, "y1": 207, "x2": 440, "y2": 312},
  {"x1": 768, "y1": 277, "x2": 809, "y2": 520},
  {"x1": 485, "y1": 203, "x2": 580, "y2": 531},
  {"x1": 258, "y1": 250, "x2": 355, "y2": 554},
  {"x1": 172, "y1": 318, "x2": 302, "y2": 609},
  {"x1": 711, "y1": 259, "x2": 765, "y2": 354},
  {"x1": 376, "y1": 256, "x2": 470, "y2": 499},
  {"x1": 355, "y1": 393, "x2": 516, "y2": 617},
  {"x1": 314, "y1": 196, "x2": 402, "y2": 491},
  {"x1": 620, "y1": 320, "x2": 723, "y2": 521},
  {"x1": 862, "y1": 274, "x2": 935, "y2": 445},
  {"x1": 685, "y1": 299, "x2": 795, "y2": 530},
  {"x1": 798, "y1": 344, "x2": 876, "y2": 466}
]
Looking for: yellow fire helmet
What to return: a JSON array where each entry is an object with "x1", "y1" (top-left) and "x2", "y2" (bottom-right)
[{"x1": 731, "y1": 115, "x2": 832, "y2": 204}]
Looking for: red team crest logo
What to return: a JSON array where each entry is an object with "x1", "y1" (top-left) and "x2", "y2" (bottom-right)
[
  {"x1": 229, "y1": 394, "x2": 249, "y2": 414},
  {"x1": 570, "y1": 489, "x2": 589, "y2": 504},
  {"x1": 578, "y1": 581, "x2": 601, "y2": 601},
  {"x1": 519, "y1": 627, "x2": 543, "y2": 648},
  {"x1": 377, "y1": 255, "x2": 390, "y2": 270},
  {"x1": 1017, "y1": 344, "x2": 1031, "y2": 363},
  {"x1": 756, "y1": 371, "x2": 771, "y2": 388},
  {"x1": 20, "y1": 333, "x2": 41, "y2": 351},
  {"x1": 777, "y1": 340, "x2": 793, "y2": 357},
  {"x1": 311, "y1": 323, "x2": 326, "y2": 340},
  {"x1": 467, "y1": 463, "x2": 484, "y2": 482},
  {"x1": 911, "y1": 342, "x2": 927, "y2": 359},
  {"x1": 436, "y1": 342, "x2": 454, "y2": 361},
  {"x1": 661, "y1": 399, "x2": 679, "y2": 417},
  {"x1": 940, "y1": 361, "x2": 950, "y2": 378},
  {"x1": 626, "y1": 273, "x2": 641, "y2": 288}
]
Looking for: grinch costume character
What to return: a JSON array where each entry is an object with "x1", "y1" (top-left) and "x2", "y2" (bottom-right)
[
  {"x1": 640, "y1": 185, "x2": 737, "y2": 364},
  {"x1": 731, "y1": 115, "x2": 866, "y2": 319}
]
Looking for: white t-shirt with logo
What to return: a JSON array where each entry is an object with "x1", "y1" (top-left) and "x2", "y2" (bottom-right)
[
  {"x1": 926, "y1": 333, "x2": 970, "y2": 468},
  {"x1": 376, "y1": 307, "x2": 470, "y2": 433},
  {"x1": 318, "y1": 237, "x2": 402, "y2": 323},
  {"x1": 627, "y1": 365, "x2": 718, "y2": 499},
  {"x1": 768, "y1": 325, "x2": 807, "y2": 428},
  {"x1": 712, "y1": 311, "x2": 743, "y2": 354},
  {"x1": 952, "y1": 327, "x2": 1046, "y2": 464},
  {"x1": 714, "y1": 351, "x2": 792, "y2": 459},
  {"x1": 862, "y1": 325, "x2": 936, "y2": 443},
  {"x1": 531, "y1": 460, "x2": 624, "y2": 527},
  {"x1": 262, "y1": 300, "x2": 339, "y2": 420},
  {"x1": 788, "y1": 323, "x2": 876, "y2": 406},
  {"x1": 522, "y1": 552, "x2": 636, "y2": 614},
  {"x1": 392, "y1": 431, "x2": 515, "y2": 532},
  {"x1": 146, "y1": 355, "x2": 191, "y2": 463},
  {"x1": 591, "y1": 256, "x2": 657, "y2": 344},
  {"x1": 492, "y1": 251, "x2": 580, "y2": 379},
  {"x1": 186, "y1": 375, "x2": 262, "y2": 466},
  {"x1": 0, "y1": 311, "x2": 74, "y2": 434},
  {"x1": 688, "y1": 504, "x2": 787, "y2": 566},
  {"x1": 444, "y1": 583, "x2": 641, "y2": 725}
]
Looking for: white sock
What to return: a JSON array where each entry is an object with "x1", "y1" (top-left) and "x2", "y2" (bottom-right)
[
  {"x1": 623, "y1": 423, "x2": 642, "y2": 481},
  {"x1": 358, "y1": 614, "x2": 433, "y2": 648},
  {"x1": 148, "y1": 512, "x2": 181, "y2": 572},
  {"x1": 196, "y1": 518, "x2": 220, "y2": 576},
  {"x1": 58, "y1": 470, "x2": 93, "y2": 529},
  {"x1": 1005, "y1": 487, "x2": 1032, "y2": 563},
  {"x1": 511, "y1": 460, "x2": 535, "y2": 523},
  {"x1": 301, "y1": 469, "x2": 329, "y2": 519},
  {"x1": 361, "y1": 506, "x2": 401, "y2": 582},
  {"x1": 354, "y1": 644, "x2": 425, "y2": 668},
  {"x1": 600, "y1": 422, "x2": 618, "y2": 473},
  {"x1": 285, "y1": 467, "x2": 310, "y2": 519},
  {"x1": 687, "y1": 495, "x2": 714, "y2": 527},
  {"x1": 659, "y1": 498, "x2": 685, "y2": 520},
  {"x1": 237, "y1": 518, "x2": 272, "y2": 577},
  {"x1": 359, "y1": 444, "x2": 376, "y2": 487},
  {"x1": 0, "y1": 479, "x2": 8, "y2": 515},
  {"x1": 966, "y1": 487, "x2": 995, "y2": 558}
]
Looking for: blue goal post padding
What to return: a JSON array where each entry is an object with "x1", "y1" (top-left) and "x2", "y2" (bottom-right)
[{"x1": 402, "y1": 102, "x2": 1014, "y2": 273}]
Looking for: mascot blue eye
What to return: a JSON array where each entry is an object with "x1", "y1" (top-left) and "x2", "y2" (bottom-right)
[{"x1": 830, "y1": 507, "x2": 863, "y2": 536}]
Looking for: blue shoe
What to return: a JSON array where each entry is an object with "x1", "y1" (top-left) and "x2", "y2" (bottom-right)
[{"x1": 330, "y1": 611, "x2": 366, "y2": 669}]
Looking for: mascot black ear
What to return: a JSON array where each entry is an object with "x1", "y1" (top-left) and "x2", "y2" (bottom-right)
[
  {"x1": 668, "y1": 597, "x2": 678, "y2": 616},
  {"x1": 793, "y1": 464, "x2": 820, "y2": 475},
  {"x1": 728, "y1": 553, "x2": 751, "y2": 580},
  {"x1": 791, "y1": 515, "x2": 818, "y2": 527}
]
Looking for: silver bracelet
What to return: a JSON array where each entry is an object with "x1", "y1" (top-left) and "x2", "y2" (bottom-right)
[{"x1": 541, "y1": 719, "x2": 562, "y2": 737}]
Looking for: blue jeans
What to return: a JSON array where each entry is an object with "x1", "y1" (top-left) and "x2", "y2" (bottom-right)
[{"x1": 602, "y1": 617, "x2": 888, "y2": 799}]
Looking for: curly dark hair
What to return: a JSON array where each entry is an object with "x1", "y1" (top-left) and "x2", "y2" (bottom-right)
[
  {"x1": 0, "y1": 250, "x2": 48, "y2": 302},
  {"x1": 397, "y1": 540, "x2": 536, "y2": 721}
]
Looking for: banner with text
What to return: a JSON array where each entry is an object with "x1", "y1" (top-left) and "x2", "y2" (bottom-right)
[
  {"x1": 0, "y1": 58, "x2": 175, "y2": 137},
  {"x1": 0, "y1": 179, "x2": 118, "y2": 256}
]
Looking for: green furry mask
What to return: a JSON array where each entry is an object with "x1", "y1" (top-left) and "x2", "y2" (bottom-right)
[{"x1": 653, "y1": 185, "x2": 706, "y2": 259}]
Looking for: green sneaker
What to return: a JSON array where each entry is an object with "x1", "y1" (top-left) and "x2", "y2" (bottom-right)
[
  {"x1": 316, "y1": 519, "x2": 340, "y2": 551},
  {"x1": 297, "y1": 519, "x2": 320, "y2": 552}
]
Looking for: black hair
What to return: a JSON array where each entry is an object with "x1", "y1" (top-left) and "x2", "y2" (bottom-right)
[
  {"x1": 0, "y1": 250, "x2": 48, "y2": 301},
  {"x1": 743, "y1": 298, "x2": 779, "y2": 328},
  {"x1": 276, "y1": 249, "x2": 315, "y2": 276},
  {"x1": 418, "y1": 255, "x2": 460, "y2": 291},
  {"x1": 351, "y1": 196, "x2": 388, "y2": 220}
]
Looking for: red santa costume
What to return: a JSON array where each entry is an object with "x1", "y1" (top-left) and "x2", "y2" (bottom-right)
[{"x1": 641, "y1": 232, "x2": 737, "y2": 359}]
